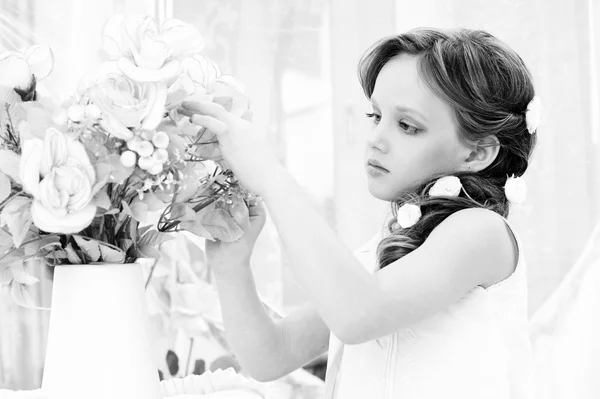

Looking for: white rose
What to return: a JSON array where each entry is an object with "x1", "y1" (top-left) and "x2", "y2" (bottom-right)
[
  {"x1": 20, "y1": 128, "x2": 100, "y2": 234},
  {"x1": 504, "y1": 175, "x2": 527, "y2": 204},
  {"x1": 396, "y1": 203, "x2": 422, "y2": 229},
  {"x1": 428, "y1": 176, "x2": 462, "y2": 197},
  {"x1": 166, "y1": 55, "x2": 250, "y2": 117},
  {"x1": 102, "y1": 15, "x2": 204, "y2": 83},
  {"x1": 79, "y1": 62, "x2": 166, "y2": 139}
]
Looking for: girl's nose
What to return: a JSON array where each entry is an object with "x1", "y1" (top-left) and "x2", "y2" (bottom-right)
[{"x1": 367, "y1": 126, "x2": 389, "y2": 153}]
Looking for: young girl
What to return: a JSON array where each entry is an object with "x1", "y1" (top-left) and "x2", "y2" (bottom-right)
[{"x1": 180, "y1": 28, "x2": 537, "y2": 398}]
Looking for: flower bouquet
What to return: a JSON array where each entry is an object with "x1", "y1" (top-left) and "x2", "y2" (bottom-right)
[
  {"x1": 0, "y1": 14, "x2": 258, "y2": 399},
  {"x1": 0, "y1": 14, "x2": 256, "y2": 305}
]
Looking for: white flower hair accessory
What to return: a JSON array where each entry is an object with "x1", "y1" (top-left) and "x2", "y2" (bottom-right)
[
  {"x1": 525, "y1": 96, "x2": 542, "y2": 134},
  {"x1": 396, "y1": 203, "x2": 422, "y2": 229},
  {"x1": 505, "y1": 174, "x2": 527, "y2": 204},
  {"x1": 429, "y1": 176, "x2": 462, "y2": 197}
]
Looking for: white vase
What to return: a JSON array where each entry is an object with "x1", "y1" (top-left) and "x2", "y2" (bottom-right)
[{"x1": 41, "y1": 262, "x2": 162, "y2": 399}]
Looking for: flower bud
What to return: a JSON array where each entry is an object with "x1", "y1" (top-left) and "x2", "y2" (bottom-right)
[
  {"x1": 152, "y1": 131, "x2": 170, "y2": 149},
  {"x1": 152, "y1": 148, "x2": 169, "y2": 164},
  {"x1": 148, "y1": 163, "x2": 164, "y2": 175},
  {"x1": 120, "y1": 150, "x2": 137, "y2": 168},
  {"x1": 137, "y1": 140, "x2": 154, "y2": 157},
  {"x1": 126, "y1": 136, "x2": 143, "y2": 152},
  {"x1": 138, "y1": 156, "x2": 154, "y2": 170}
]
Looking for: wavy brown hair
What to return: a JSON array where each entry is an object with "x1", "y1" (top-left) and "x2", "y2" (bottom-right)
[{"x1": 358, "y1": 28, "x2": 537, "y2": 269}]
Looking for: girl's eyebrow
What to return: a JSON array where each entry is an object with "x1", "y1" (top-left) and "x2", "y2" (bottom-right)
[
  {"x1": 394, "y1": 106, "x2": 428, "y2": 123},
  {"x1": 371, "y1": 98, "x2": 429, "y2": 122}
]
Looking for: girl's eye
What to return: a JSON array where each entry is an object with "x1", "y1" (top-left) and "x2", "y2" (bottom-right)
[
  {"x1": 399, "y1": 120, "x2": 419, "y2": 135},
  {"x1": 365, "y1": 112, "x2": 381, "y2": 123}
]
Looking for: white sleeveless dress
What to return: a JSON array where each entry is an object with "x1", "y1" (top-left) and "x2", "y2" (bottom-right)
[{"x1": 325, "y1": 216, "x2": 535, "y2": 398}]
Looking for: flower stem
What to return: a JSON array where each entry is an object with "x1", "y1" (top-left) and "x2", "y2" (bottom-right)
[
  {"x1": 144, "y1": 260, "x2": 157, "y2": 289},
  {"x1": 0, "y1": 191, "x2": 24, "y2": 209},
  {"x1": 185, "y1": 338, "x2": 195, "y2": 375}
]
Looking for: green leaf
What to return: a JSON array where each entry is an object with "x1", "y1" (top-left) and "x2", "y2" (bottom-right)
[
  {"x1": 0, "y1": 150, "x2": 22, "y2": 184},
  {"x1": 137, "y1": 244, "x2": 161, "y2": 259},
  {"x1": 170, "y1": 203, "x2": 196, "y2": 221},
  {"x1": 94, "y1": 190, "x2": 111, "y2": 210},
  {"x1": 137, "y1": 224, "x2": 152, "y2": 238},
  {"x1": 138, "y1": 191, "x2": 166, "y2": 212},
  {"x1": 0, "y1": 227, "x2": 13, "y2": 256},
  {"x1": 179, "y1": 220, "x2": 214, "y2": 241},
  {"x1": 24, "y1": 235, "x2": 61, "y2": 257},
  {"x1": 73, "y1": 236, "x2": 101, "y2": 262},
  {"x1": 0, "y1": 171, "x2": 10, "y2": 203},
  {"x1": 118, "y1": 239, "x2": 134, "y2": 253},
  {"x1": 65, "y1": 243, "x2": 83, "y2": 264},
  {"x1": 0, "y1": 196, "x2": 32, "y2": 247},
  {"x1": 191, "y1": 133, "x2": 222, "y2": 161},
  {"x1": 138, "y1": 230, "x2": 173, "y2": 247},
  {"x1": 98, "y1": 241, "x2": 125, "y2": 263},
  {"x1": 197, "y1": 202, "x2": 243, "y2": 243},
  {"x1": 125, "y1": 200, "x2": 148, "y2": 223}
]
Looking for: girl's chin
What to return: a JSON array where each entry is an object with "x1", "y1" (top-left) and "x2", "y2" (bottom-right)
[{"x1": 367, "y1": 182, "x2": 397, "y2": 202}]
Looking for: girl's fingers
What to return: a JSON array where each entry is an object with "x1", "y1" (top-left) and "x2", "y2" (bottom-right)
[
  {"x1": 182, "y1": 101, "x2": 230, "y2": 122},
  {"x1": 248, "y1": 200, "x2": 265, "y2": 218},
  {"x1": 177, "y1": 107, "x2": 195, "y2": 118},
  {"x1": 190, "y1": 114, "x2": 228, "y2": 136}
]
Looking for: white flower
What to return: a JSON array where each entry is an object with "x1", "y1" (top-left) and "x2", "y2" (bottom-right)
[
  {"x1": 84, "y1": 103, "x2": 102, "y2": 120},
  {"x1": 0, "y1": 45, "x2": 53, "y2": 90},
  {"x1": 525, "y1": 96, "x2": 542, "y2": 134},
  {"x1": 505, "y1": 174, "x2": 527, "y2": 204},
  {"x1": 166, "y1": 54, "x2": 250, "y2": 117},
  {"x1": 396, "y1": 203, "x2": 421, "y2": 229},
  {"x1": 67, "y1": 104, "x2": 85, "y2": 122},
  {"x1": 19, "y1": 128, "x2": 102, "y2": 234},
  {"x1": 78, "y1": 62, "x2": 166, "y2": 139},
  {"x1": 429, "y1": 176, "x2": 462, "y2": 197},
  {"x1": 102, "y1": 15, "x2": 204, "y2": 83}
]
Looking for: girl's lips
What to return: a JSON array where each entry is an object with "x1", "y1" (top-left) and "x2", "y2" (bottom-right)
[
  {"x1": 366, "y1": 163, "x2": 389, "y2": 177},
  {"x1": 367, "y1": 159, "x2": 389, "y2": 172}
]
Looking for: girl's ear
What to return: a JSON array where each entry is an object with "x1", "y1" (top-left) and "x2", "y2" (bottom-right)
[{"x1": 461, "y1": 135, "x2": 500, "y2": 172}]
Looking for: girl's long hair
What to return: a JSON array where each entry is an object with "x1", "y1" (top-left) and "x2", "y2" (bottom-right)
[{"x1": 358, "y1": 28, "x2": 536, "y2": 269}]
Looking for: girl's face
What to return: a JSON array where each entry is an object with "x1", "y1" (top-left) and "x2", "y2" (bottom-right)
[{"x1": 364, "y1": 54, "x2": 473, "y2": 202}]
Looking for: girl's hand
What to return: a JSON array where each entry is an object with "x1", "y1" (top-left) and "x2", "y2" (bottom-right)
[
  {"x1": 179, "y1": 101, "x2": 284, "y2": 196},
  {"x1": 206, "y1": 200, "x2": 267, "y2": 274}
]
